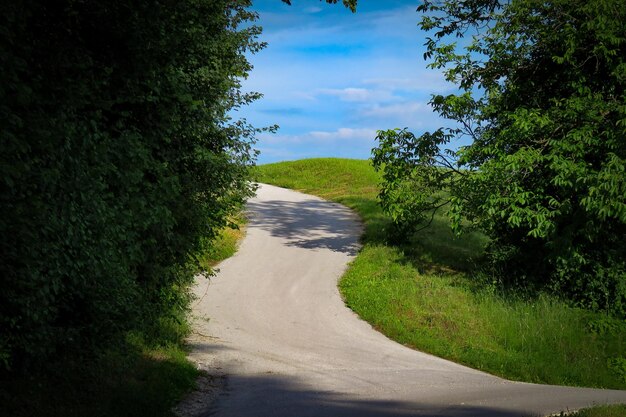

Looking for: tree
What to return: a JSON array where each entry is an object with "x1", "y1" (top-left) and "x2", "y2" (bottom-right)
[
  {"x1": 0, "y1": 0, "x2": 267, "y2": 370},
  {"x1": 372, "y1": 0, "x2": 626, "y2": 315},
  {"x1": 281, "y1": 0, "x2": 357, "y2": 12}
]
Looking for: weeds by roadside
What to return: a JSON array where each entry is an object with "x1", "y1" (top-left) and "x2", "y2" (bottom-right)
[{"x1": 565, "y1": 404, "x2": 626, "y2": 417}]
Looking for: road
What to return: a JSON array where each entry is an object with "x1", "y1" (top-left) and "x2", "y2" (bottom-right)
[{"x1": 182, "y1": 183, "x2": 626, "y2": 417}]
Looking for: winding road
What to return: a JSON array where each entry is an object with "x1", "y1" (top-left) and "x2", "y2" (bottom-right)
[{"x1": 183, "y1": 184, "x2": 626, "y2": 417}]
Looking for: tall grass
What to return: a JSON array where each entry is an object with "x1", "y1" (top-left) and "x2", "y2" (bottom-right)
[
  {"x1": 256, "y1": 158, "x2": 626, "y2": 390},
  {"x1": 196, "y1": 213, "x2": 246, "y2": 273}
]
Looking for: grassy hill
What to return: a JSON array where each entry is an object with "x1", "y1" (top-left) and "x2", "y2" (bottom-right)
[{"x1": 255, "y1": 158, "x2": 626, "y2": 391}]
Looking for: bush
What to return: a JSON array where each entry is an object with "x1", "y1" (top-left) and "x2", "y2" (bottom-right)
[
  {"x1": 0, "y1": 0, "x2": 264, "y2": 371},
  {"x1": 372, "y1": 0, "x2": 626, "y2": 316}
]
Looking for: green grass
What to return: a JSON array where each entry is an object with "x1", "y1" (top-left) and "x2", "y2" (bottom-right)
[
  {"x1": 197, "y1": 213, "x2": 246, "y2": 272},
  {"x1": 253, "y1": 157, "x2": 385, "y2": 240},
  {"x1": 0, "y1": 329, "x2": 199, "y2": 417},
  {"x1": 256, "y1": 158, "x2": 626, "y2": 390},
  {"x1": 567, "y1": 404, "x2": 626, "y2": 417}
]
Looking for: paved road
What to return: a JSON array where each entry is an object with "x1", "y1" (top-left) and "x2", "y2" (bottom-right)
[{"x1": 185, "y1": 184, "x2": 626, "y2": 417}]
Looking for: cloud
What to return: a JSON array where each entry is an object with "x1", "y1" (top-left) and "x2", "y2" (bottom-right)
[
  {"x1": 309, "y1": 127, "x2": 377, "y2": 140},
  {"x1": 358, "y1": 101, "x2": 438, "y2": 129},
  {"x1": 239, "y1": 1, "x2": 455, "y2": 163},
  {"x1": 304, "y1": 6, "x2": 323, "y2": 13},
  {"x1": 255, "y1": 146, "x2": 298, "y2": 160},
  {"x1": 363, "y1": 74, "x2": 454, "y2": 93},
  {"x1": 318, "y1": 87, "x2": 394, "y2": 102},
  {"x1": 258, "y1": 107, "x2": 305, "y2": 115},
  {"x1": 256, "y1": 127, "x2": 379, "y2": 163},
  {"x1": 261, "y1": 127, "x2": 377, "y2": 145},
  {"x1": 362, "y1": 101, "x2": 430, "y2": 118}
]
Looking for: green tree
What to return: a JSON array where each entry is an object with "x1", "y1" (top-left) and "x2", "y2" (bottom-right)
[
  {"x1": 372, "y1": 0, "x2": 626, "y2": 315},
  {"x1": 0, "y1": 0, "x2": 267, "y2": 370},
  {"x1": 281, "y1": 0, "x2": 357, "y2": 12}
]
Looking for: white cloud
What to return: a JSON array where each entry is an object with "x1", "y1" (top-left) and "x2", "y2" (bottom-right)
[
  {"x1": 359, "y1": 101, "x2": 439, "y2": 129},
  {"x1": 256, "y1": 127, "x2": 379, "y2": 164},
  {"x1": 363, "y1": 74, "x2": 454, "y2": 93},
  {"x1": 240, "y1": 1, "x2": 457, "y2": 163},
  {"x1": 304, "y1": 6, "x2": 323, "y2": 14},
  {"x1": 255, "y1": 146, "x2": 298, "y2": 160},
  {"x1": 362, "y1": 101, "x2": 430, "y2": 117},
  {"x1": 258, "y1": 4, "x2": 420, "y2": 47},
  {"x1": 309, "y1": 127, "x2": 377, "y2": 140},
  {"x1": 318, "y1": 87, "x2": 394, "y2": 102},
  {"x1": 260, "y1": 127, "x2": 377, "y2": 145}
]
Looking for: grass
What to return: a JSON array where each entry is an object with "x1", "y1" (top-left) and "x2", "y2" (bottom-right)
[
  {"x1": 255, "y1": 158, "x2": 626, "y2": 390},
  {"x1": 0, "y1": 329, "x2": 199, "y2": 417},
  {"x1": 253, "y1": 157, "x2": 384, "y2": 238},
  {"x1": 0, "y1": 219, "x2": 247, "y2": 417},
  {"x1": 567, "y1": 404, "x2": 626, "y2": 417},
  {"x1": 196, "y1": 213, "x2": 246, "y2": 273}
]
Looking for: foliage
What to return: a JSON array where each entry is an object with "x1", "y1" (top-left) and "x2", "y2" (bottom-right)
[
  {"x1": 0, "y1": 335, "x2": 199, "y2": 417},
  {"x1": 608, "y1": 356, "x2": 626, "y2": 384},
  {"x1": 281, "y1": 0, "x2": 357, "y2": 12},
  {"x1": 0, "y1": 0, "x2": 266, "y2": 371},
  {"x1": 196, "y1": 214, "x2": 247, "y2": 274},
  {"x1": 372, "y1": 0, "x2": 626, "y2": 316}
]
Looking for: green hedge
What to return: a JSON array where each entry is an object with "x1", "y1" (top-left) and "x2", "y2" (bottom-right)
[{"x1": 0, "y1": 0, "x2": 263, "y2": 371}]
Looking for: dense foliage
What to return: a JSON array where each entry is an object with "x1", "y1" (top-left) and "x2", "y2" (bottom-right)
[
  {"x1": 0, "y1": 0, "x2": 265, "y2": 371},
  {"x1": 372, "y1": 0, "x2": 626, "y2": 316}
]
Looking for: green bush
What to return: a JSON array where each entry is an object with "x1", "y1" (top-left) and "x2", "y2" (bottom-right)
[
  {"x1": 0, "y1": 0, "x2": 264, "y2": 371},
  {"x1": 372, "y1": 0, "x2": 626, "y2": 316}
]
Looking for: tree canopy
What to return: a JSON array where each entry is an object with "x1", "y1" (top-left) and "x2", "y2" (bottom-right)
[
  {"x1": 281, "y1": 0, "x2": 357, "y2": 12},
  {"x1": 372, "y1": 0, "x2": 626, "y2": 315}
]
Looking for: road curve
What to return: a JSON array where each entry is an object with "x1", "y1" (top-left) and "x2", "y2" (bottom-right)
[{"x1": 184, "y1": 184, "x2": 626, "y2": 417}]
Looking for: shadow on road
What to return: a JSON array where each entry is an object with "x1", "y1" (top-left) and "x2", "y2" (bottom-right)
[
  {"x1": 247, "y1": 199, "x2": 361, "y2": 256},
  {"x1": 200, "y1": 373, "x2": 537, "y2": 417}
]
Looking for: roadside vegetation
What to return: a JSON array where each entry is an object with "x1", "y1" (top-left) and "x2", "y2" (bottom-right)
[
  {"x1": 1, "y1": 0, "x2": 260, "y2": 415},
  {"x1": 373, "y1": 0, "x2": 626, "y2": 319},
  {"x1": 196, "y1": 214, "x2": 247, "y2": 273},
  {"x1": 0, "y1": 221, "x2": 245, "y2": 417},
  {"x1": 0, "y1": 330, "x2": 197, "y2": 417},
  {"x1": 567, "y1": 404, "x2": 626, "y2": 417},
  {"x1": 256, "y1": 158, "x2": 626, "y2": 390}
]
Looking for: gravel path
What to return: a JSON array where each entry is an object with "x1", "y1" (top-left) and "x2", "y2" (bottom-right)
[{"x1": 179, "y1": 184, "x2": 626, "y2": 417}]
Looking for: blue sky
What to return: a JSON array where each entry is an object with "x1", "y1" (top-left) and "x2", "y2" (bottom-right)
[{"x1": 236, "y1": 0, "x2": 456, "y2": 164}]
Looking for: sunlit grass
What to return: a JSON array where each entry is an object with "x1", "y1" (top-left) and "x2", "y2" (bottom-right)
[
  {"x1": 196, "y1": 214, "x2": 246, "y2": 273},
  {"x1": 256, "y1": 158, "x2": 626, "y2": 389}
]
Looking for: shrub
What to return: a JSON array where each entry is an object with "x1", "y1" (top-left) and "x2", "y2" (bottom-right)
[{"x1": 0, "y1": 0, "x2": 265, "y2": 371}]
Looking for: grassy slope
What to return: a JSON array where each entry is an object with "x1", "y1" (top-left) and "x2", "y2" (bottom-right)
[{"x1": 255, "y1": 158, "x2": 626, "y2": 391}]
